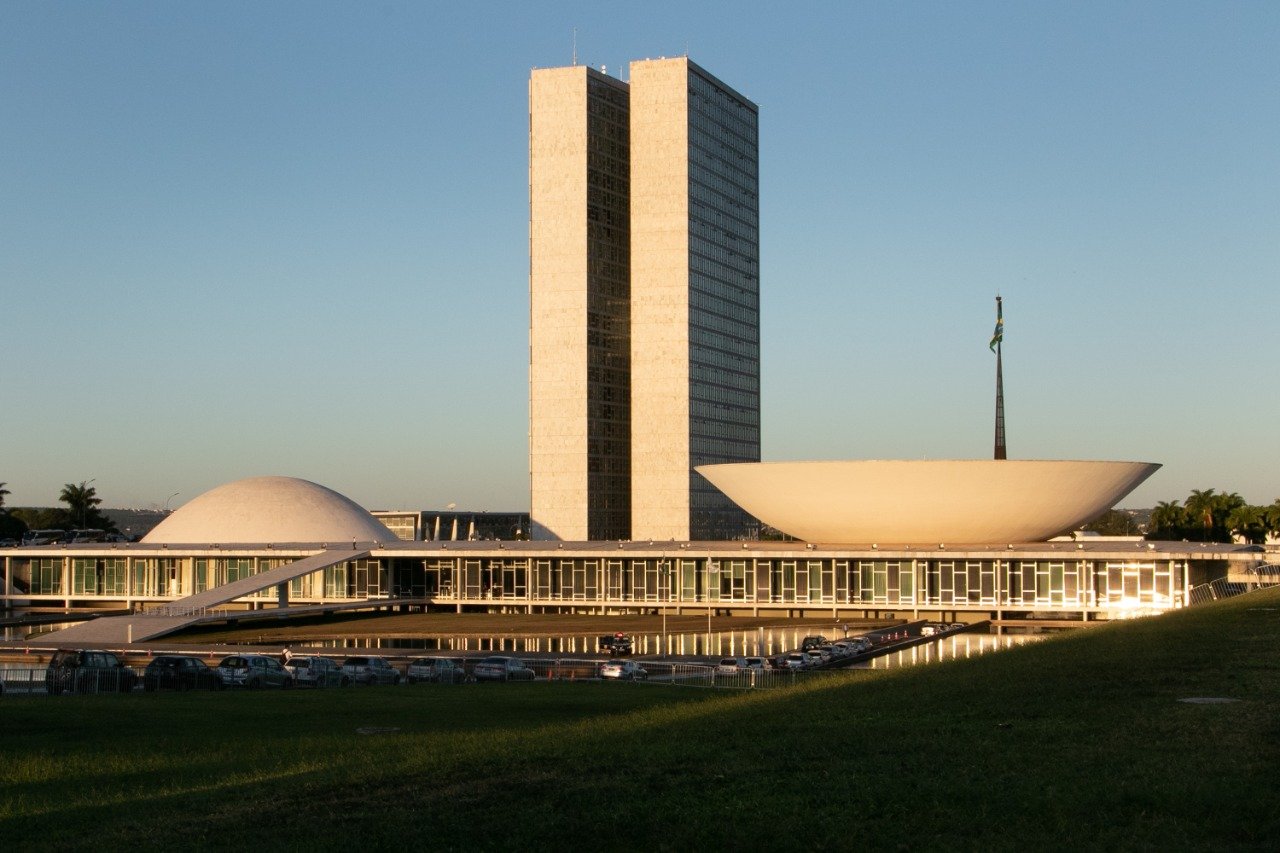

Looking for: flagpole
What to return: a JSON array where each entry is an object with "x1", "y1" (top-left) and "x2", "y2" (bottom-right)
[{"x1": 993, "y1": 296, "x2": 1007, "y2": 460}]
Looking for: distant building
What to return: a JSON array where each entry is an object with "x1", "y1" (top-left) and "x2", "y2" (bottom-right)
[
  {"x1": 371, "y1": 510, "x2": 529, "y2": 542},
  {"x1": 529, "y1": 57, "x2": 760, "y2": 543}
]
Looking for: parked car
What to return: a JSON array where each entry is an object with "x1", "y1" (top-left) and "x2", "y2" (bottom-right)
[
  {"x1": 804, "y1": 649, "x2": 829, "y2": 667},
  {"x1": 598, "y1": 633, "x2": 633, "y2": 656},
  {"x1": 848, "y1": 636, "x2": 873, "y2": 653},
  {"x1": 341, "y1": 656, "x2": 401, "y2": 686},
  {"x1": 716, "y1": 657, "x2": 748, "y2": 677},
  {"x1": 46, "y1": 649, "x2": 138, "y2": 694},
  {"x1": 143, "y1": 655, "x2": 223, "y2": 691},
  {"x1": 472, "y1": 656, "x2": 536, "y2": 682},
  {"x1": 781, "y1": 652, "x2": 809, "y2": 670},
  {"x1": 216, "y1": 655, "x2": 294, "y2": 689},
  {"x1": 800, "y1": 635, "x2": 829, "y2": 651},
  {"x1": 600, "y1": 660, "x2": 648, "y2": 681},
  {"x1": 744, "y1": 657, "x2": 772, "y2": 671},
  {"x1": 407, "y1": 657, "x2": 467, "y2": 684},
  {"x1": 286, "y1": 656, "x2": 350, "y2": 687}
]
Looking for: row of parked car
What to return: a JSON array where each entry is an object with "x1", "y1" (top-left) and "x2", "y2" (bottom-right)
[
  {"x1": 38, "y1": 648, "x2": 559, "y2": 694},
  {"x1": 710, "y1": 634, "x2": 881, "y2": 676}
]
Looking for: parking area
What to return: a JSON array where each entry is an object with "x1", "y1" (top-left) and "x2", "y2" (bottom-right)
[{"x1": 0, "y1": 621, "x2": 980, "y2": 698}]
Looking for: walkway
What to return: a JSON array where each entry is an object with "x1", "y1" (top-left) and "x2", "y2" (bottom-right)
[{"x1": 40, "y1": 549, "x2": 364, "y2": 644}]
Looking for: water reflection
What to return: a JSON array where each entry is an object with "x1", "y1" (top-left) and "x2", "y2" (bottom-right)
[
  {"x1": 866, "y1": 633, "x2": 1041, "y2": 669},
  {"x1": 3, "y1": 623, "x2": 78, "y2": 642},
  {"x1": 270, "y1": 625, "x2": 868, "y2": 658}
]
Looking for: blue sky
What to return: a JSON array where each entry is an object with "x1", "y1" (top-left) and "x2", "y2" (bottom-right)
[{"x1": 2, "y1": 1, "x2": 1277, "y2": 513}]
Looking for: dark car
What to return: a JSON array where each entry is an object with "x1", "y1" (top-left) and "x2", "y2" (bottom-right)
[
  {"x1": 46, "y1": 649, "x2": 138, "y2": 694},
  {"x1": 800, "y1": 635, "x2": 829, "y2": 652},
  {"x1": 143, "y1": 655, "x2": 224, "y2": 692},
  {"x1": 598, "y1": 633, "x2": 633, "y2": 656}
]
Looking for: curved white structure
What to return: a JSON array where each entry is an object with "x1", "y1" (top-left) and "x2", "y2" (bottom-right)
[
  {"x1": 696, "y1": 460, "x2": 1160, "y2": 544},
  {"x1": 142, "y1": 476, "x2": 395, "y2": 545}
]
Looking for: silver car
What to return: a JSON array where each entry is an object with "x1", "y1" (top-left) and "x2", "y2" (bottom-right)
[
  {"x1": 472, "y1": 656, "x2": 536, "y2": 682},
  {"x1": 341, "y1": 656, "x2": 401, "y2": 686},
  {"x1": 286, "y1": 656, "x2": 350, "y2": 687},
  {"x1": 216, "y1": 655, "x2": 294, "y2": 689},
  {"x1": 599, "y1": 660, "x2": 648, "y2": 681}
]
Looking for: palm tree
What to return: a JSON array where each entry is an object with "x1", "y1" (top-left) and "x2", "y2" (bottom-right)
[
  {"x1": 1184, "y1": 489, "x2": 1217, "y2": 538},
  {"x1": 1227, "y1": 505, "x2": 1268, "y2": 545},
  {"x1": 1266, "y1": 500, "x2": 1280, "y2": 541},
  {"x1": 1149, "y1": 500, "x2": 1187, "y2": 538},
  {"x1": 59, "y1": 481, "x2": 101, "y2": 529}
]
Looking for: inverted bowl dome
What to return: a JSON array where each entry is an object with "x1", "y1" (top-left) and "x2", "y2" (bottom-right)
[
  {"x1": 142, "y1": 476, "x2": 395, "y2": 545},
  {"x1": 696, "y1": 460, "x2": 1160, "y2": 544}
]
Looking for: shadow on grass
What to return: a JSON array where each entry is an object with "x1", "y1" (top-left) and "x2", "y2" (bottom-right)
[{"x1": 6, "y1": 590, "x2": 1280, "y2": 849}]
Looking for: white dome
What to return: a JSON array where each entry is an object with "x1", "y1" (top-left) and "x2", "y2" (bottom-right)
[{"x1": 142, "y1": 476, "x2": 395, "y2": 545}]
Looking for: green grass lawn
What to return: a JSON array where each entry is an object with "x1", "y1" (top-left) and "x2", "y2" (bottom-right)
[{"x1": 4, "y1": 590, "x2": 1280, "y2": 851}]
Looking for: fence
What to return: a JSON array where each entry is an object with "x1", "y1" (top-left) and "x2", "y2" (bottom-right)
[
  {"x1": 0, "y1": 654, "x2": 847, "y2": 698},
  {"x1": 1187, "y1": 564, "x2": 1279, "y2": 606}
]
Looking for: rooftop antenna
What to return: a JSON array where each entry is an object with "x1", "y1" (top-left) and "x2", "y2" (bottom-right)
[
  {"x1": 990, "y1": 295, "x2": 1007, "y2": 460},
  {"x1": 572, "y1": 27, "x2": 577, "y2": 66}
]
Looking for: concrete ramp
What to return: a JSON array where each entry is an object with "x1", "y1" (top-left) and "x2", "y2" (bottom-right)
[{"x1": 42, "y1": 549, "x2": 364, "y2": 645}]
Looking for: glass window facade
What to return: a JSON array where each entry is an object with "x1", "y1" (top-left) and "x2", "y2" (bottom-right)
[
  {"x1": 685, "y1": 64, "x2": 761, "y2": 540},
  {"x1": 584, "y1": 72, "x2": 632, "y2": 541}
]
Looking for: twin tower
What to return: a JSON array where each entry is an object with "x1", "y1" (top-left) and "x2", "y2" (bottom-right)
[{"x1": 529, "y1": 57, "x2": 761, "y2": 542}]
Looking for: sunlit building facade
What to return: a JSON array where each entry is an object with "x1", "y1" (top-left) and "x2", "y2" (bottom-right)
[
  {"x1": 629, "y1": 57, "x2": 761, "y2": 541},
  {"x1": 529, "y1": 57, "x2": 760, "y2": 543},
  {"x1": 529, "y1": 65, "x2": 632, "y2": 542}
]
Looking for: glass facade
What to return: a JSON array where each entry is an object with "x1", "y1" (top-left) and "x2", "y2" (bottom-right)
[
  {"x1": 584, "y1": 72, "x2": 632, "y2": 541},
  {"x1": 685, "y1": 64, "x2": 761, "y2": 540},
  {"x1": 0, "y1": 549, "x2": 1200, "y2": 621}
]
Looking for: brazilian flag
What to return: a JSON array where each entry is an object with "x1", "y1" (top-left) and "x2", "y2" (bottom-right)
[{"x1": 989, "y1": 297, "x2": 1003, "y2": 352}]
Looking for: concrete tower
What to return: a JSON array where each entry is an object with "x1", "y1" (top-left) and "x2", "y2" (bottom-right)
[
  {"x1": 629, "y1": 57, "x2": 760, "y2": 540},
  {"x1": 529, "y1": 57, "x2": 759, "y2": 542},
  {"x1": 528, "y1": 65, "x2": 631, "y2": 541}
]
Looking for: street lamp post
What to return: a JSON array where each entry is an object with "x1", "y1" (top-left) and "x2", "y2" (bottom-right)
[
  {"x1": 660, "y1": 557, "x2": 668, "y2": 656},
  {"x1": 82, "y1": 478, "x2": 96, "y2": 529},
  {"x1": 163, "y1": 492, "x2": 180, "y2": 513}
]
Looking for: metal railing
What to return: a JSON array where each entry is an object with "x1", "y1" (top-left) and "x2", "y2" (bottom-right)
[
  {"x1": 0, "y1": 655, "x2": 839, "y2": 698},
  {"x1": 1187, "y1": 564, "x2": 1279, "y2": 606}
]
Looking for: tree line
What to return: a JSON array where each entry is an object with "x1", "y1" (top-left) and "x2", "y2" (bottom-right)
[
  {"x1": 0, "y1": 481, "x2": 120, "y2": 540},
  {"x1": 1146, "y1": 489, "x2": 1280, "y2": 545}
]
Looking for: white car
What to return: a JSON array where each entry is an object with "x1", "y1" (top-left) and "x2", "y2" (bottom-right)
[
  {"x1": 782, "y1": 653, "x2": 808, "y2": 670},
  {"x1": 600, "y1": 660, "x2": 648, "y2": 681}
]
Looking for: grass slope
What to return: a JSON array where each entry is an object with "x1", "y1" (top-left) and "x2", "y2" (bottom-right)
[{"x1": 3, "y1": 590, "x2": 1279, "y2": 851}]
